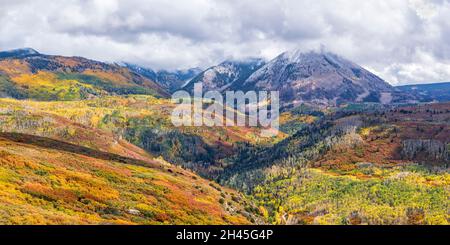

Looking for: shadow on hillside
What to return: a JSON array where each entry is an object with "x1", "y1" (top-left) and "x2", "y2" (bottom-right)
[{"x1": 0, "y1": 132, "x2": 158, "y2": 167}]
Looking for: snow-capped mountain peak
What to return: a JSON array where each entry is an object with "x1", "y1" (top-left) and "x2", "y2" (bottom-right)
[
  {"x1": 241, "y1": 50, "x2": 393, "y2": 106},
  {"x1": 183, "y1": 58, "x2": 266, "y2": 92}
]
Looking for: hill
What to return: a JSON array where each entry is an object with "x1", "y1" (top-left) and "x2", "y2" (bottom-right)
[
  {"x1": 0, "y1": 132, "x2": 255, "y2": 224},
  {"x1": 0, "y1": 48, "x2": 168, "y2": 100},
  {"x1": 0, "y1": 94, "x2": 262, "y2": 224},
  {"x1": 0, "y1": 95, "x2": 284, "y2": 177},
  {"x1": 217, "y1": 102, "x2": 449, "y2": 224}
]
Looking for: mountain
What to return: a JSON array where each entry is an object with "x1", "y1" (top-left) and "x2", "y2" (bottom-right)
[
  {"x1": 0, "y1": 48, "x2": 169, "y2": 100},
  {"x1": 183, "y1": 58, "x2": 266, "y2": 92},
  {"x1": 396, "y1": 82, "x2": 450, "y2": 102},
  {"x1": 186, "y1": 50, "x2": 395, "y2": 107},
  {"x1": 238, "y1": 50, "x2": 394, "y2": 107},
  {"x1": 124, "y1": 63, "x2": 201, "y2": 92}
]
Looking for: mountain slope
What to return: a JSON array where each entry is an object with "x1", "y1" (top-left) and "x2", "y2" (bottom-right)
[
  {"x1": 0, "y1": 132, "x2": 253, "y2": 224},
  {"x1": 0, "y1": 96, "x2": 260, "y2": 224},
  {"x1": 221, "y1": 103, "x2": 450, "y2": 189},
  {"x1": 0, "y1": 95, "x2": 284, "y2": 178},
  {"x1": 183, "y1": 58, "x2": 266, "y2": 92},
  {"x1": 0, "y1": 49, "x2": 169, "y2": 100}
]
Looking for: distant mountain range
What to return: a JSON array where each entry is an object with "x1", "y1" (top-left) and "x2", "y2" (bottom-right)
[
  {"x1": 0, "y1": 48, "x2": 448, "y2": 225},
  {"x1": 396, "y1": 82, "x2": 450, "y2": 102},
  {"x1": 0, "y1": 48, "x2": 169, "y2": 100},
  {"x1": 184, "y1": 50, "x2": 396, "y2": 107},
  {"x1": 123, "y1": 63, "x2": 201, "y2": 92},
  {"x1": 1, "y1": 48, "x2": 449, "y2": 105}
]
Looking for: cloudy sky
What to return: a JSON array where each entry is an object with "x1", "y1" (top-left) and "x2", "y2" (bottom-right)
[{"x1": 1, "y1": 0, "x2": 449, "y2": 85}]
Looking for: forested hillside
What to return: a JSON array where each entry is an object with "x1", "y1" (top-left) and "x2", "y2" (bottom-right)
[{"x1": 217, "y1": 103, "x2": 449, "y2": 224}]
